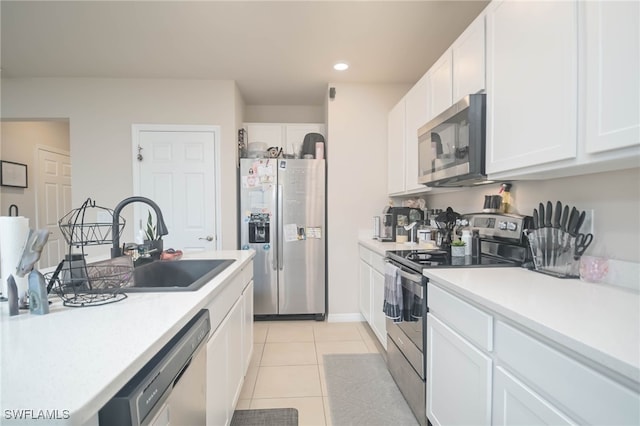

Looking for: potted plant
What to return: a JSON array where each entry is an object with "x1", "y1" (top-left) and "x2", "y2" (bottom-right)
[
  {"x1": 450, "y1": 240, "x2": 466, "y2": 257},
  {"x1": 143, "y1": 210, "x2": 163, "y2": 259}
]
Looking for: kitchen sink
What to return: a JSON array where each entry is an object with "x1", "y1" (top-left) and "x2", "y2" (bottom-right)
[{"x1": 124, "y1": 259, "x2": 235, "y2": 292}]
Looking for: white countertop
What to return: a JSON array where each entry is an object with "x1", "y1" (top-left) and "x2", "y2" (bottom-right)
[
  {"x1": 423, "y1": 267, "x2": 640, "y2": 385},
  {"x1": 0, "y1": 250, "x2": 254, "y2": 425}
]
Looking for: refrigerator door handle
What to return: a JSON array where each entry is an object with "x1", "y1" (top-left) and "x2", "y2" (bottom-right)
[
  {"x1": 272, "y1": 182, "x2": 278, "y2": 272},
  {"x1": 278, "y1": 183, "x2": 284, "y2": 270}
]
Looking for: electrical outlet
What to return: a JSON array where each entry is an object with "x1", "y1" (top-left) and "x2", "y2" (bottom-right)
[{"x1": 582, "y1": 209, "x2": 595, "y2": 235}]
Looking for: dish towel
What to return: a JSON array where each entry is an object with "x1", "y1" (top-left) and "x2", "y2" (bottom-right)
[
  {"x1": 409, "y1": 293, "x2": 422, "y2": 321},
  {"x1": 383, "y1": 263, "x2": 402, "y2": 322}
]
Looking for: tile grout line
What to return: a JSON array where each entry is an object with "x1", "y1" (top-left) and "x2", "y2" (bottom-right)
[{"x1": 314, "y1": 323, "x2": 330, "y2": 426}]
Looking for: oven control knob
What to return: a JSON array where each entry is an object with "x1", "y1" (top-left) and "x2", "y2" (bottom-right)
[
  {"x1": 507, "y1": 222, "x2": 518, "y2": 232},
  {"x1": 498, "y1": 221, "x2": 507, "y2": 230}
]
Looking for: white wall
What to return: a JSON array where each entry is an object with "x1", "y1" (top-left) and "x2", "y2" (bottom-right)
[
  {"x1": 0, "y1": 120, "x2": 70, "y2": 224},
  {"x1": 1, "y1": 77, "x2": 242, "y2": 252},
  {"x1": 327, "y1": 82, "x2": 410, "y2": 319},
  {"x1": 245, "y1": 105, "x2": 324, "y2": 123},
  {"x1": 420, "y1": 167, "x2": 640, "y2": 262}
]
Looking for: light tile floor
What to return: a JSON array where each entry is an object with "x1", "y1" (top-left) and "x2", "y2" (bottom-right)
[{"x1": 237, "y1": 320, "x2": 384, "y2": 426}]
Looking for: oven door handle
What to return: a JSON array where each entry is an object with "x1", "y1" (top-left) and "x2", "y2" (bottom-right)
[
  {"x1": 386, "y1": 259, "x2": 423, "y2": 284},
  {"x1": 399, "y1": 269, "x2": 422, "y2": 284}
]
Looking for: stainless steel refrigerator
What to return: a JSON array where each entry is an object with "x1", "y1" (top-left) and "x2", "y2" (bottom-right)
[{"x1": 239, "y1": 158, "x2": 326, "y2": 319}]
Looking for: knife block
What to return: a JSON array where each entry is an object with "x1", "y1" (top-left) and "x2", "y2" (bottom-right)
[{"x1": 526, "y1": 230, "x2": 580, "y2": 278}]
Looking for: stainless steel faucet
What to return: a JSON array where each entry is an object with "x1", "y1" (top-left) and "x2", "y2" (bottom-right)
[{"x1": 111, "y1": 196, "x2": 169, "y2": 258}]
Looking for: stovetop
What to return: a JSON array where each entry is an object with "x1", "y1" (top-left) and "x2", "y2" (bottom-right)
[
  {"x1": 386, "y1": 249, "x2": 521, "y2": 272},
  {"x1": 385, "y1": 212, "x2": 532, "y2": 272}
]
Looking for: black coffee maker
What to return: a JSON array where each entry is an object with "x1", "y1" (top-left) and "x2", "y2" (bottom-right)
[{"x1": 380, "y1": 206, "x2": 424, "y2": 242}]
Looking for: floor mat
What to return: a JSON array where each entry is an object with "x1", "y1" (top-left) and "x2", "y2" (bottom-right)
[
  {"x1": 323, "y1": 353, "x2": 419, "y2": 426},
  {"x1": 230, "y1": 408, "x2": 298, "y2": 426}
]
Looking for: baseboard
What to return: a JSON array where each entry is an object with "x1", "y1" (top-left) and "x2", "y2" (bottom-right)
[{"x1": 327, "y1": 313, "x2": 364, "y2": 322}]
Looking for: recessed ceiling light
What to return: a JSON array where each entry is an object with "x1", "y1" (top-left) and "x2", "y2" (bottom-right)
[{"x1": 333, "y1": 62, "x2": 349, "y2": 71}]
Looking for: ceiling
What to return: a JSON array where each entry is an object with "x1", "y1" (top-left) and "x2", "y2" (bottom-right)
[{"x1": 0, "y1": 1, "x2": 489, "y2": 106}]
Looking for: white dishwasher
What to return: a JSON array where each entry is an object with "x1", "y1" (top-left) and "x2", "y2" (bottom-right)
[{"x1": 99, "y1": 309, "x2": 210, "y2": 426}]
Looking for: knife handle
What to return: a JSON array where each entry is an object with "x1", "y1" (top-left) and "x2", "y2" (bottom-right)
[
  {"x1": 575, "y1": 211, "x2": 586, "y2": 235},
  {"x1": 553, "y1": 201, "x2": 562, "y2": 228},
  {"x1": 560, "y1": 205, "x2": 569, "y2": 231},
  {"x1": 567, "y1": 207, "x2": 579, "y2": 235}
]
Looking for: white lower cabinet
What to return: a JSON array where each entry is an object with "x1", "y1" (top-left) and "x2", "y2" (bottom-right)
[
  {"x1": 358, "y1": 244, "x2": 386, "y2": 349},
  {"x1": 493, "y1": 366, "x2": 575, "y2": 426},
  {"x1": 370, "y1": 267, "x2": 386, "y2": 346},
  {"x1": 427, "y1": 281, "x2": 640, "y2": 426},
  {"x1": 206, "y1": 312, "x2": 231, "y2": 426},
  {"x1": 359, "y1": 259, "x2": 372, "y2": 323},
  {"x1": 242, "y1": 281, "x2": 254, "y2": 372},
  {"x1": 205, "y1": 265, "x2": 254, "y2": 426},
  {"x1": 426, "y1": 313, "x2": 492, "y2": 426},
  {"x1": 227, "y1": 298, "x2": 244, "y2": 410},
  {"x1": 495, "y1": 320, "x2": 639, "y2": 426}
]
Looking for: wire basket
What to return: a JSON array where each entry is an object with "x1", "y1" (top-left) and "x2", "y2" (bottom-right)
[
  {"x1": 46, "y1": 256, "x2": 133, "y2": 307},
  {"x1": 51, "y1": 198, "x2": 130, "y2": 307},
  {"x1": 59, "y1": 198, "x2": 125, "y2": 247}
]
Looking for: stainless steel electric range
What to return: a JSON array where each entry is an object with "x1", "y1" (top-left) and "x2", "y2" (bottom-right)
[{"x1": 383, "y1": 212, "x2": 532, "y2": 426}]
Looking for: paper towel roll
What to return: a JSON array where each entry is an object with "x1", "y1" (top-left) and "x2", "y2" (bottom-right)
[{"x1": 0, "y1": 216, "x2": 30, "y2": 298}]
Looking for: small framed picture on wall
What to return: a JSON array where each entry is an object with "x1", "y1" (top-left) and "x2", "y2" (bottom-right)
[{"x1": 0, "y1": 161, "x2": 28, "y2": 188}]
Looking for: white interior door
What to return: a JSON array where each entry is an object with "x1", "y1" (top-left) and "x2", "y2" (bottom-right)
[
  {"x1": 133, "y1": 125, "x2": 220, "y2": 252},
  {"x1": 36, "y1": 147, "x2": 72, "y2": 268}
]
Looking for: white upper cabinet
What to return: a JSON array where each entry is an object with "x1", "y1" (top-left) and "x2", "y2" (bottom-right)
[
  {"x1": 387, "y1": 99, "x2": 406, "y2": 195},
  {"x1": 388, "y1": 75, "x2": 431, "y2": 196},
  {"x1": 584, "y1": 0, "x2": 640, "y2": 154},
  {"x1": 285, "y1": 123, "x2": 326, "y2": 156},
  {"x1": 486, "y1": 0, "x2": 578, "y2": 174},
  {"x1": 452, "y1": 13, "x2": 486, "y2": 103},
  {"x1": 485, "y1": 0, "x2": 639, "y2": 180},
  {"x1": 404, "y1": 74, "x2": 429, "y2": 193},
  {"x1": 426, "y1": 53, "x2": 453, "y2": 122},
  {"x1": 386, "y1": 8, "x2": 486, "y2": 195},
  {"x1": 246, "y1": 123, "x2": 283, "y2": 147},
  {"x1": 426, "y1": 11, "x2": 486, "y2": 122},
  {"x1": 245, "y1": 123, "x2": 325, "y2": 158}
]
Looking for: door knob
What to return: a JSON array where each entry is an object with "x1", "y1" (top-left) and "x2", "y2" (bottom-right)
[{"x1": 199, "y1": 235, "x2": 214, "y2": 242}]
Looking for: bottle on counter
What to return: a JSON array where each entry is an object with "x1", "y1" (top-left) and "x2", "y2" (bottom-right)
[
  {"x1": 461, "y1": 230, "x2": 472, "y2": 256},
  {"x1": 471, "y1": 229, "x2": 481, "y2": 259},
  {"x1": 499, "y1": 183, "x2": 512, "y2": 213}
]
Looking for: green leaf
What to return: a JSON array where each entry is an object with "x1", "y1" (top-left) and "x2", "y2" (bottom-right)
[{"x1": 145, "y1": 210, "x2": 158, "y2": 241}]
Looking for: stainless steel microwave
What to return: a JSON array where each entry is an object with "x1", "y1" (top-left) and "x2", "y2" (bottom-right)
[{"x1": 417, "y1": 94, "x2": 486, "y2": 187}]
